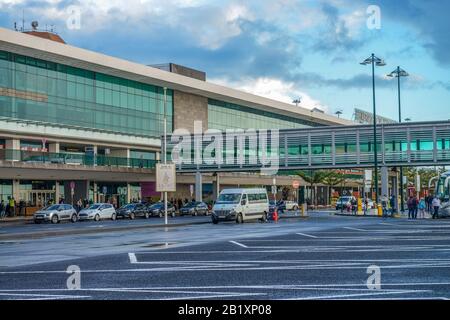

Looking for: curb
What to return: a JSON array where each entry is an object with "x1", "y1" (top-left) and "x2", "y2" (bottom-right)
[
  {"x1": 0, "y1": 219, "x2": 211, "y2": 241},
  {"x1": 333, "y1": 213, "x2": 405, "y2": 219}
]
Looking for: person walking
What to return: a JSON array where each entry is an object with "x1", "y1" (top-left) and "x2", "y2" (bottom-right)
[
  {"x1": 381, "y1": 194, "x2": 389, "y2": 218},
  {"x1": 412, "y1": 196, "x2": 418, "y2": 219},
  {"x1": 363, "y1": 198, "x2": 368, "y2": 215},
  {"x1": 407, "y1": 196, "x2": 414, "y2": 219},
  {"x1": 0, "y1": 200, "x2": 5, "y2": 219},
  {"x1": 389, "y1": 194, "x2": 396, "y2": 216},
  {"x1": 351, "y1": 197, "x2": 357, "y2": 215},
  {"x1": 432, "y1": 196, "x2": 441, "y2": 219},
  {"x1": 428, "y1": 196, "x2": 434, "y2": 214},
  {"x1": 77, "y1": 198, "x2": 83, "y2": 213},
  {"x1": 8, "y1": 197, "x2": 15, "y2": 217},
  {"x1": 418, "y1": 198, "x2": 426, "y2": 219}
]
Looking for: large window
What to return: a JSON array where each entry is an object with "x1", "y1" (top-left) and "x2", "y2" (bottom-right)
[
  {"x1": 208, "y1": 99, "x2": 321, "y2": 130},
  {"x1": 0, "y1": 51, "x2": 173, "y2": 137}
]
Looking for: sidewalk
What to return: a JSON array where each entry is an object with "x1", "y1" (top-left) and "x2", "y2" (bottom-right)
[{"x1": 0, "y1": 216, "x2": 34, "y2": 225}]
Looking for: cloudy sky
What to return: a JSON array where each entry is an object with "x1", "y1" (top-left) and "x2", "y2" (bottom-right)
[{"x1": 0, "y1": 0, "x2": 449, "y2": 121}]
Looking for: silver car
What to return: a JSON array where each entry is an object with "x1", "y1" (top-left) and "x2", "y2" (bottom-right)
[
  {"x1": 33, "y1": 204, "x2": 78, "y2": 224},
  {"x1": 78, "y1": 203, "x2": 116, "y2": 221}
]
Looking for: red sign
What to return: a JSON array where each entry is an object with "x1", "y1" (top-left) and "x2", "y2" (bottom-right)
[{"x1": 292, "y1": 180, "x2": 300, "y2": 189}]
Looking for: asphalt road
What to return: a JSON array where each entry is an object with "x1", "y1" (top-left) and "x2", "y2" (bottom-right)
[{"x1": 1, "y1": 212, "x2": 450, "y2": 300}]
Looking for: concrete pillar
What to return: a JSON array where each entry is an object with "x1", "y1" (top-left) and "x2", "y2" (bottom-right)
[
  {"x1": 391, "y1": 175, "x2": 398, "y2": 211},
  {"x1": 93, "y1": 182, "x2": 98, "y2": 203},
  {"x1": 12, "y1": 179, "x2": 20, "y2": 202},
  {"x1": 127, "y1": 183, "x2": 131, "y2": 203},
  {"x1": 49, "y1": 142, "x2": 60, "y2": 153},
  {"x1": 212, "y1": 173, "x2": 220, "y2": 201},
  {"x1": 381, "y1": 166, "x2": 389, "y2": 198},
  {"x1": 55, "y1": 181, "x2": 60, "y2": 203},
  {"x1": 195, "y1": 171, "x2": 202, "y2": 202},
  {"x1": 6, "y1": 139, "x2": 20, "y2": 161}
]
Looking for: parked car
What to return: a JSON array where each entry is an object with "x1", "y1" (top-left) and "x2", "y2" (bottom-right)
[
  {"x1": 33, "y1": 204, "x2": 78, "y2": 224},
  {"x1": 78, "y1": 203, "x2": 117, "y2": 221},
  {"x1": 179, "y1": 201, "x2": 209, "y2": 216},
  {"x1": 146, "y1": 202, "x2": 176, "y2": 217},
  {"x1": 336, "y1": 196, "x2": 356, "y2": 210},
  {"x1": 211, "y1": 188, "x2": 269, "y2": 224},
  {"x1": 116, "y1": 203, "x2": 149, "y2": 219},
  {"x1": 277, "y1": 200, "x2": 299, "y2": 211}
]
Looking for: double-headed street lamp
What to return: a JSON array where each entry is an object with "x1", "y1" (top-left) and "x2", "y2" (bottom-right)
[
  {"x1": 360, "y1": 53, "x2": 386, "y2": 204},
  {"x1": 387, "y1": 66, "x2": 409, "y2": 213}
]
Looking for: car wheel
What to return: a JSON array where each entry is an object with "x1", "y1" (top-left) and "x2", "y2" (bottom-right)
[
  {"x1": 293, "y1": 205, "x2": 299, "y2": 211},
  {"x1": 212, "y1": 216, "x2": 219, "y2": 224},
  {"x1": 159, "y1": 212, "x2": 163, "y2": 218},
  {"x1": 236, "y1": 213, "x2": 243, "y2": 224},
  {"x1": 171, "y1": 211, "x2": 175, "y2": 218},
  {"x1": 51, "y1": 215, "x2": 59, "y2": 224},
  {"x1": 111, "y1": 213, "x2": 116, "y2": 221},
  {"x1": 144, "y1": 212, "x2": 149, "y2": 219},
  {"x1": 193, "y1": 210, "x2": 198, "y2": 217},
  {"x1": 71, "y1": 214, "x2": 77, "y2": 223},
  {"x1": 129, "y1": 212, "x2": 135, "y2": 220},
  {"x1": 94, "y1": 214, "x2": 100, "y2": 222}
]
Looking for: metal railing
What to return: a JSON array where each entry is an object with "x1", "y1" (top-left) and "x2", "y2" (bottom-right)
[{"x1": 0, "y1": 149, "x2": 157, "y2": 169}]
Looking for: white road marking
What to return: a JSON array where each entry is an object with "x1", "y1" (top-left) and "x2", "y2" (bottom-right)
[
  {"x1": 0, "y1": 292, "x2": 90, "y2": 299},
  {"x1": 229, "y1": 240, "x2": 248, "y2": 248},
  {"x1": 128, "y1": 252, "x2": 138, "y2": 264},
  {"x1": 343, "y1": 227, "x2": 367, "y2": 232},
  {"x1": 289, "y1": 290, "x2": 431, "y2": 300},
  {"x1": 296, "y1": 232, "x2": 318, "y2": 238}
]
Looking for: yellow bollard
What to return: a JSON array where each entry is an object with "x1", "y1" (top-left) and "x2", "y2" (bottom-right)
[
  {"x1": 377, "y1": 204, "x2": 383, "y2": 217},
  {"x1": 357, "y1": 198, "x2": 363, "y2": 215}
]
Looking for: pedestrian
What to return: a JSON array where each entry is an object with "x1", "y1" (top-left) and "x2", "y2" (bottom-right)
[
  {"x1": 178, "y1": 198, "x2": 183, "y2": 210},
  {"x1": 363, "y1": 198, "x2": 368, "y2": 215},
  {"x1": 407, "y1": 196, "x2": 413, "y2": 219},
  {"x1": 8, "y1": 196, "x2": 15, "y2": 217},
  {"x1": 428, "y1": 196, "x2": 434, "y2": 214},
  {"x1": 389, "y1": 195, "x2": 396, "y2": 216},
  {"x1": 77, "y1": 198, "x2": 83, "y2": 213},
  {"x1": 0, "y1": 200, "x2": 5, "y2": 219},
  {"x1": 412, "y1": 196, "x2": 418, "y2": 219},
  {"x1": 381, "y1": 194, "x2": 389, "y2": 218},
  {"x1": 351, "y1": 197, "x2": 357, "y2": 215},
  {"x1": 432, "y1": 196, "x2": 441, "y2": 219},
  {"x1": 418, "y1": 198, "x2": 426, "y2": 219}
]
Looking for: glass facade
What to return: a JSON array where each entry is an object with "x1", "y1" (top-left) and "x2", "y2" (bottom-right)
[
  {"x1": 208, "y1": 99, "x2": 322, "y2": 130},
  {"x1": 0, "y1": 50, "x2": 173, "y2": 137}
]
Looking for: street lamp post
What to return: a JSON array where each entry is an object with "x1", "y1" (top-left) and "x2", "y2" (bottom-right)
[
  {"x1": 360, "y1": 54, "x2": 386, "y2": 204},
  {"x1": 163, "y1": 87, "x2": 168, "y2": 225},
  {"x1": 387, "y1": 66, "x2": 409, "y2": 213}
]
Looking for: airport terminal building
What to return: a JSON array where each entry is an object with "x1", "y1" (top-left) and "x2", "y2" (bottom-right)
[{"x1": 0, "y1": 27, "x2": 351, "y2": 213}]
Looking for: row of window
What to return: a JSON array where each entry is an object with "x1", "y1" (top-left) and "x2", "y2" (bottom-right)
[
  {"x1": 208, "y1": 99, "x2": 321, "y2": 131},
  {"x1": 0, "y1": 51, "x2": 173, "y2": 138}
]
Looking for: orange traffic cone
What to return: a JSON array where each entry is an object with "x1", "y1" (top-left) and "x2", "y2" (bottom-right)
[{"x1": 273, "y1": 209, "x2": 278, "y2": 223}]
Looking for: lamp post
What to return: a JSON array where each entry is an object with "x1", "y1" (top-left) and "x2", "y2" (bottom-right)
[
  {"x1": 387, "y1": 66, "x2": 409, "y2": 213},
  {"x1": 163, "y1": 87, "x2": 168, "y2": 225},
  {"x1": 292, "y1": 98, "x2": 302, "y2": 107},
  {"x1": 360, "y1": 54, "x2": 386, "y2": 204}
]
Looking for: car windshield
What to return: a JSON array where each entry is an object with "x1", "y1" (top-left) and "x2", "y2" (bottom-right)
[
  {"x1": 45, "y1": 205, "x2": 60, "y2": 211},
  {"x1": 217, "y1": 193, "x2": 241, "y2": 204},
  {"x1": 122, "y1": 204, "x2": 135, "y2": 209},
  {"x1": 269, "y1": 200, "x2": 276, "y2": 205},
  {"x1": 150, "y1": 203, "x2": 163, "y2": 208},
  {"x1": 339, "y1": 197, "x2": 351, "y2": 202},
  {"x1": 89, "y1": 204, "x2": 101, "y2": 210}
]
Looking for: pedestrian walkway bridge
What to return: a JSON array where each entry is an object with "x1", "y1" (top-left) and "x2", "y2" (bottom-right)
[{"x1": 166, "y1": 121, "x2": 450, "y2": 172}]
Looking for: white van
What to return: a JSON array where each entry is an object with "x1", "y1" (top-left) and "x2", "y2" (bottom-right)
[{"x1": 211, "y1": 188, "x2": 269, "y2": 224}]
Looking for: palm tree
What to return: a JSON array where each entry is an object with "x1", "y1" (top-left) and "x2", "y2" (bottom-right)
[
  {"x1": 297, "y1": 170, "x2": 331, "y2": 207},
  {"x1": 322, "y1": 171, "x2": 346, "y2": 205}
]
